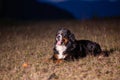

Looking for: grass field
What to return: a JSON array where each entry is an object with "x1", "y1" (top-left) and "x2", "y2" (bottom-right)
[{"x1": 0, "y1": 19, "x2": 120, "y2": 80}]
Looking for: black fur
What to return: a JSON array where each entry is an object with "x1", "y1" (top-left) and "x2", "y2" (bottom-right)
[{"x1": 52, "y1": 28, "x2": 108, "y2": 61}]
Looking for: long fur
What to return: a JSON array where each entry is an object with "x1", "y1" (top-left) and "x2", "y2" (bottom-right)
[{"x1": 52, "y1": 28, "x2": 109, "y2": 62}]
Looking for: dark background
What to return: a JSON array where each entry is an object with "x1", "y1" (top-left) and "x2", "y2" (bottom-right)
[{"x1": 0, "y1": 0, "x2": 120, "y2": 20}]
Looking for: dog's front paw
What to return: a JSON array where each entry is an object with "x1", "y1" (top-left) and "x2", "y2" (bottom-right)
[{"x1": 54, "y1": 59, "x2": 64, "y2": 64}]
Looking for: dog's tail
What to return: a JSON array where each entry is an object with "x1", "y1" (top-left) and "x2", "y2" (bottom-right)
[{"x1": 101, "y1": 48, "x2": 115, "y2": 57}]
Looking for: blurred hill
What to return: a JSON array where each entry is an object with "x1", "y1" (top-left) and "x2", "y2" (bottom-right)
[
  {"x1": 0, "y1": 0, "x2": 74, "y2": 20},
  {"x1": 39, "y1": 0, "x2": 120, "y2": 19},
  {"x1": 0, "y1": 0, "x2": 120, "y2": 20}
]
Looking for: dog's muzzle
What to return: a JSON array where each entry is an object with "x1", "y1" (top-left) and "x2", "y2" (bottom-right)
[
  {"x1": 56, "y1": 34, "x2": 68, "y2": 45},
  {"x1": 56, "y1": 34, "x2": 62, "y2": 45}
]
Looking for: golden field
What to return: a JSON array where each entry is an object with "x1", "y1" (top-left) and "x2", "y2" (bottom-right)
[{"x1": 0, "y1": 19, "x2": 120, "y2": 80}]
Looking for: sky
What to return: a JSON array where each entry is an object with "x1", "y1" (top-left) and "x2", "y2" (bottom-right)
[{"x1": 37, "y1": 0, "x2": 120, "y2": 19}]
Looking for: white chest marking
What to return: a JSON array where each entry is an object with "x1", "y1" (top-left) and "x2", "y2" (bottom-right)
[{"x1": 55, "y1": 45, "x2": 67, "y2": 59}]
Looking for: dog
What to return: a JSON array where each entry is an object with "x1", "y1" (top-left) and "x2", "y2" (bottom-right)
[{"x1": 51, "y1": 28, "x2": 108, "y2": 63}]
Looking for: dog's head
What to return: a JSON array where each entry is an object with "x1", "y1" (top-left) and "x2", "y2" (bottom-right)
[
  {"x1": 55, "y1": 28, "x2": 76, "y2": 45},
  {"x1": 53, "y1": 28, "x2": 76, "y2": 61}
]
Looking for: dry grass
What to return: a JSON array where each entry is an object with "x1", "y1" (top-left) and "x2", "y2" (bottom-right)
[{"x1": 0, "y1": 19, "x2": 120, "y2": 80}]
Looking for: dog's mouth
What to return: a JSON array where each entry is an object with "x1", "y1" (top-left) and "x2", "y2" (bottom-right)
[
  {"x1": 56, "y1": 38, "x2": 68, "y2": 45},
  {"x1": 57, "y1": 41, "x2": 62, "y2": 45}
]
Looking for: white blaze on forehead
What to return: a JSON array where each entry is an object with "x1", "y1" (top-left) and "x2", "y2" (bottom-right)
[
  {"x1": 56, "y1": 31, "x2": 63, "y2": 45},
  {"x1": 55, "y1": 45, "x2": 67, "y2": 59},
  {"x1": 59, "y1": 34, "x2": 62, "y2": 41},
  {"x1": 56, "y1": 34, "x2": 63, "y2": 45}
]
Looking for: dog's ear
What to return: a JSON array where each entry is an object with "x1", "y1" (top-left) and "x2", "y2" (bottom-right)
[{"x1": 69, "y1": 33, "x2": 76, "y2": 42}]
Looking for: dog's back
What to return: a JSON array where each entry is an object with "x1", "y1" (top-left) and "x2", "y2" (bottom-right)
[{"x1": 76, "y1": 40, "x2": 102, "y2": 57}]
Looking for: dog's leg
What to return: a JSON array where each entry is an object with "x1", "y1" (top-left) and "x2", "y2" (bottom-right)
[
  {"x1": 52, "y1": 54, "x2": 64, "y2": 64},
  {"x1": 54, "y1": 59, "x2": 64, "y2": 64}
]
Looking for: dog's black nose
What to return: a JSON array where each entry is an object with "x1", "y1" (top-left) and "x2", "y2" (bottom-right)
[{"x1": 57, "y1": 35, "x2": 60, "y2": 38}]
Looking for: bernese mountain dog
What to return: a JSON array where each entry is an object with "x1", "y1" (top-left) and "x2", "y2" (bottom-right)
[{"x1": 51, "y1": 28, "x2": 108, "y2": 63}]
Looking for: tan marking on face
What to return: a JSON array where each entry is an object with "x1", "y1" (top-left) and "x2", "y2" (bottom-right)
[{"x1": 63, "y1": 38, "x2": 69, "y2": 45}]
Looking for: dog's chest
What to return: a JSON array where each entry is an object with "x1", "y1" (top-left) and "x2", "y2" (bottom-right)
[{"x1": 55, "y1": 45, "x2": 67, "y2": 59}]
